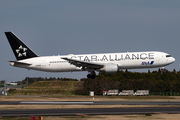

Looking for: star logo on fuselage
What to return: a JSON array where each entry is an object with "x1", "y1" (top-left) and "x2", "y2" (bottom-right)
[{"x1": 16, "y1": 45, "x2": 27, "y2": 57}]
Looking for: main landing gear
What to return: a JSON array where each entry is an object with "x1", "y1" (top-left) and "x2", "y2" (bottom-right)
[
  {"x1": 87, "y1": 70, "x2": 96, "y2": 79},
  {"x1": 87, "y1": 74, "x2": 96, "y2": 79}
]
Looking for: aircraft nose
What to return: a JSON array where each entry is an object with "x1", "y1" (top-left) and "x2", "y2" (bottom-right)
[
  {"x1": 171, "y1": 57, "x2": 175, "y2": 63},
  {"x1": 173, "y1": 57, "x2": 175, "y2": 62}
]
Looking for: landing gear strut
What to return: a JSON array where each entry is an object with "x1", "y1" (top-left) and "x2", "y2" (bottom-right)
[
  {"x1": 87, "y1": 70, "x2": 96, "y2": 79},
  {"x1": 87, "y1": 74, "x2": 96, "y2": 79}
]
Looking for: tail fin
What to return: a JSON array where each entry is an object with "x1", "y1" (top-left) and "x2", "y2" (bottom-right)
[{"x1": 5, "y1": 32, "x2": 39, "y2": 60}]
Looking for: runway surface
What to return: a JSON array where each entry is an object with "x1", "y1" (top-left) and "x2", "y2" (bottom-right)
[
  {"x1": 1, "y1": 101, "x2": 180, "y2": 116},
  {"x1": 1, "y1": 101, "x2": 180, "y2": 105},
  {"x1": 0, "y1": 107, "x2": 180, "y2": 116}
]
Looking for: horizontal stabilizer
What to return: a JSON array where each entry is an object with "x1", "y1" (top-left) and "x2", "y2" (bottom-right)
[{"x1": 7, "y1": 60, "x2": 32, "y2": 66}]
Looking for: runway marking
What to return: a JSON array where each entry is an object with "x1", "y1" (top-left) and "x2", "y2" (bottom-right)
[{"x1": 19, "y1": 101, "x2": 94, "y2": 104}]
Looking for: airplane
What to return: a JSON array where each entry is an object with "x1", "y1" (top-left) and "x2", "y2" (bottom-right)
[{"x1": 5, "y1": 32, "x2": 175, "y2": 79}]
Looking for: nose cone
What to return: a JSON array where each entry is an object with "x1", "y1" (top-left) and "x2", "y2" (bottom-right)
[
  {"x1": 173, "y1": 57, "x2": 175, "y2": 62},
  {"x1": 171, "y1": 57, "x2": 176, "y2": 63}
]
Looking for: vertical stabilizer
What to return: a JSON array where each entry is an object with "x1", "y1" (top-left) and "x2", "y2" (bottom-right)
[{"x1": 5, "y1": 32, "x2": 39, "y2": 60}]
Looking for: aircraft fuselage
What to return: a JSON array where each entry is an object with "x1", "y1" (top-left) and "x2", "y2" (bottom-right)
[{"x1": 11, "y1": 51, "x2": 175, "y2": 72}]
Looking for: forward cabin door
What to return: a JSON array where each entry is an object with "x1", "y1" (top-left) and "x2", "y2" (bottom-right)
[
  {"x1": 156, "y1": 54, "x2": 160, "y2": 64},
  {"x1": 42, "y1": 60, "x2": 46, "y2": 67}
]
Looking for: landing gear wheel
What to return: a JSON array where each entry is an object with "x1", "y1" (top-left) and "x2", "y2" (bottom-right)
[
  {"x1": 87, "y1": 74, "x2": 91, "y2": 78},
  {"x1": 87, "y1": 74, "x2": 96, "y2": 79},
  {"x1": 91, "y1": 74, "x2": 95, "y2": 79}
]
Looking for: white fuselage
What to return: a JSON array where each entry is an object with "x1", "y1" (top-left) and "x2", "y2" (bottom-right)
[{"x1": 10, "y1": 51, "x2": 175, "y2": 72}]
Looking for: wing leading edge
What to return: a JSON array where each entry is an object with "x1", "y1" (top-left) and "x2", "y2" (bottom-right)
[{"x1": 61, "y1": 57, "x2": 104, "y2": 70}]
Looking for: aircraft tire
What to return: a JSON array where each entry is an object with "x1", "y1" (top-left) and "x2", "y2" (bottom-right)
[{"x1": 87, "y1": 74, "x2": 96, "y2": 79}]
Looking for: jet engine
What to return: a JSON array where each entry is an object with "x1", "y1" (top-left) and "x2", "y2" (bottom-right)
[{"x1": 100, "y1": 63, "x2": 119, "y2": 73}]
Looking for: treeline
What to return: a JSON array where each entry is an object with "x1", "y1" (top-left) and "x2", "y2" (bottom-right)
[{"x1": 76, "y1": 69, "x2": 180, "y2": 95}]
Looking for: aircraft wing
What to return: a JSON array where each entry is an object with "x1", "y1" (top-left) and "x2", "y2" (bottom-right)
[{"x1": 61, "y1": 57, "x2": 104, "y2": 70}]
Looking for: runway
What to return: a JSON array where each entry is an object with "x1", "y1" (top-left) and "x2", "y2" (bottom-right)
[
  {"x1": 0, "y1": 107, "x2": 180, "y2": 117},
  {"x1": 1, "y1": 101, "x2": 180, "y2": 116},
  {"x1": 1, "y1": 101, "x2": 180, "y2": 105}
]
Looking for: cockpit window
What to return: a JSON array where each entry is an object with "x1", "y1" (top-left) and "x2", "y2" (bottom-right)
[{"x1": 166, "y1": 55, "x2": 171, "y2": 57}]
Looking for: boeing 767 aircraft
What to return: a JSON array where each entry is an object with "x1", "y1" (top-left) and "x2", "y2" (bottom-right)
[{"x1": 5, "y1": 32, "x2": 175, "y2": 79}]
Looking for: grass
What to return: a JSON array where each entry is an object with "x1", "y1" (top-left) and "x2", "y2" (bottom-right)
[
  {"x1": 8, "y1": 81, "x2": 81, "y2": 96},
  {"x1": 145, "y1": 113, "x2": 152, "y2": 116}
]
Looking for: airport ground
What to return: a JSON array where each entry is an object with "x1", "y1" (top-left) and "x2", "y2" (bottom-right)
[
  {"x1": 1, "y1": 81, "x2": 180, "y2": 119},
  {"x1": 0, "y1": 95, "x2": 180, "y2": 110},
  {"x1": 1, "y1": 114, "x2": 180, "y2": 120},
  {"x1": 1, "y1": 95, "x2": 180, "y2": 120},
  {"x1": 1, "y1": 95, "x2": 180, "y2": 102},
  {"x1": 33, "y1": 114, "x2": 180, "y2": 120}
]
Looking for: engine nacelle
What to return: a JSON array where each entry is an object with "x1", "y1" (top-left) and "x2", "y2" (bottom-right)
[{"x1": 100, "y1": 63, "x2": 119, "y2": 73}]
